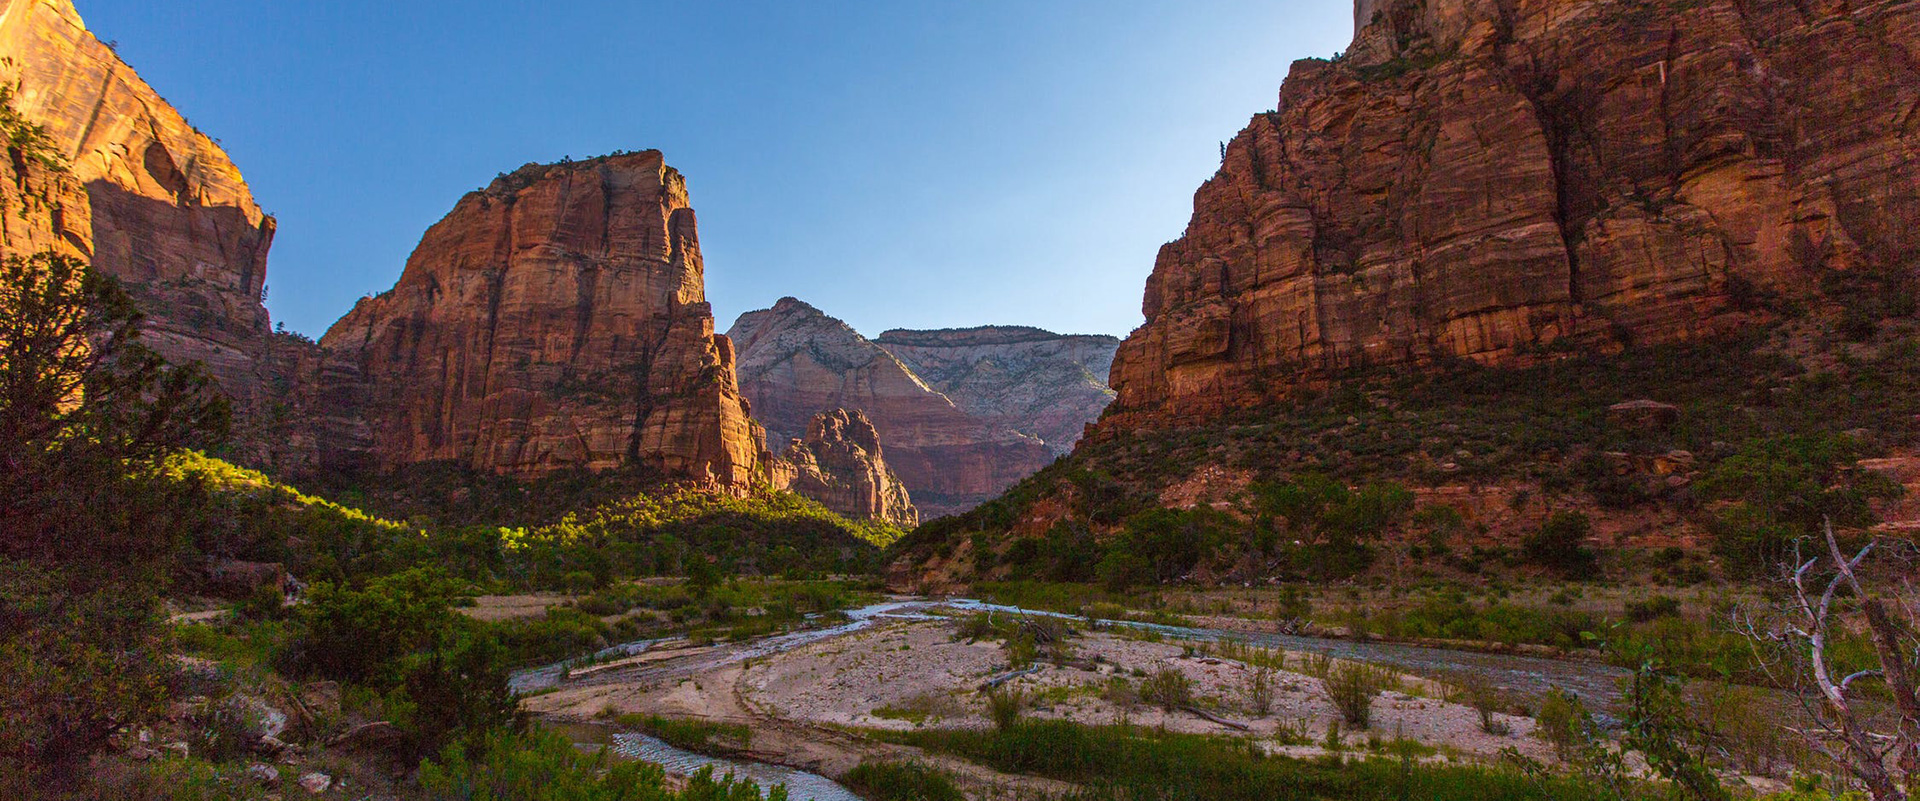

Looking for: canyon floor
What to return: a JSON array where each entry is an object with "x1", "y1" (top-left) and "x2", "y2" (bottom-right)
[{"x1": 515, "y1": 596, "x2": 1592, "y2": 799}]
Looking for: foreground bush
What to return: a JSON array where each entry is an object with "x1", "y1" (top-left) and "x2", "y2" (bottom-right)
[
  {"x1": 842, "y1": 760, "x2": 964, "y2": 801},
  {"x1": 1323, "y1": 662, "x2": 1394, "y2": 729},
  {"x1": 420, "y1": 729, "x2": 783, "y2": 800},
  {"x1": 886, "y1": 720, "x2": 1639, "y2": 801}
]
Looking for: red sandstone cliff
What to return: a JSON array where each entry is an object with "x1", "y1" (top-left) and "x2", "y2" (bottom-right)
[
  {"x1": 0, "y1": 0, "x2": 278, "y2": 434},
  {"x1": 319, "y1": 153, "x2": 762, "y2": 486},
  {"x1": 770, "y1": 409, "x2": 918, "y2": 528},
  {"x1": 1101, "y1": 0, "x2": 1920, "y2": 435}
]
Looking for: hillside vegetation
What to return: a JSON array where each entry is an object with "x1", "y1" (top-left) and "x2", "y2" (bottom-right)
[{"x1": 898, "y1": 320, "x2": 1920, "y2": 588}]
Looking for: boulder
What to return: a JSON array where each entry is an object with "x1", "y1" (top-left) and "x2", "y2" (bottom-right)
[{"x1": 1607, "y1": 401, "x2": 1682, "y2": 432}]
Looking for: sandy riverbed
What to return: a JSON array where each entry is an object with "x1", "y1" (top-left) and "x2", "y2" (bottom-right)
[{"x1": 529, "y1": 614, "x2": 1557, "y2": 769}]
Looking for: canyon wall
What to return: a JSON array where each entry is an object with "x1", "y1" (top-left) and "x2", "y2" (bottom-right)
[
  {"x1": 1100, "y1": 0, "x2": 1920, "y2": 435},
  {"x1": 874, "y1": 326, "x2": 1118, "y2": 457},
  {"x1": 0, "y1": 0, "x2": 279, "y2": 436},
  {"x1": 319, "y1": 153, "x2": 763, "y2": 487},
  {"x1": 730, "y1": 299, "x2": 1118, "y2": 517}
]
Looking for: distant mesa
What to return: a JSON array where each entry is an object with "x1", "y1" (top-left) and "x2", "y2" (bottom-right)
[{"x1": 730, "y1": 298, "x2": 1119, "y2": 518}]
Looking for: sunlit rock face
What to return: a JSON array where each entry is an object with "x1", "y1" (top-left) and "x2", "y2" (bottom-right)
[
  {"x1": 1100, "y1": 0, "x2": 1920, "y2": 436},
  {"x1": 769, "y1": 409, "x2": 918, "y2": 528},
  {"x1": 320, "y1": 153, "x2": 763, "y2": 487},
  {"x1": 0, "y1": 0, "x2": 279, "y2": 439},
  {"x1": 730, "y1": 299, "x2": 1119, "y2": 517}
]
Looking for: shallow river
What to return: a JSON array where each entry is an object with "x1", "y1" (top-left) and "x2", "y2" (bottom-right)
[{"x1": 550, "y1": 721, "x2": 864, "y2": 801}]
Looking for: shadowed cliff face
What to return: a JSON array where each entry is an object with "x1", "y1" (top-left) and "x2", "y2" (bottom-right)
[
  {"x1": 1101, "y1": 0, "x2": 1920, "y2": 436},
  {"x1": 318, "y1": 153, "x2": 763, "y2": 487},
  {"x1": 770, "y1": 409, "x2": 918, "y2": 528},
  {"x1": 0, "y1": 0, "x2": 278, "y2": 437}
]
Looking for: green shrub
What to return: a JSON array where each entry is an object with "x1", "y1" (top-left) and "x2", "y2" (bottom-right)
[
  {"x1": 1523, "y1": 512, "x2": 1597, "y2": 578},
  {"x1": 1142, "y1": 668, "x2": 1193, "y2": 711},
  {"x1": 987, "y1": 687, "x2": 1026, "y2": 731},
  {"x1": 283, "y1": 567, "x2": 466, "y2": 685},
  {"x1": 1535, "y1": 687, "x2": 1586, "y2": 762},
  {"x1": 1323, "y1": 662, "x2": 1393, "y2": 729},
  {"x1": 419, "y1": 729, "x2": 780, "y2": 800},
  {"x1": 1623, "y1": 595, "x2": 1681, "y2": 624},
  {"x1": 843, "y1": 760, "x2": 964, "y2": 801}
]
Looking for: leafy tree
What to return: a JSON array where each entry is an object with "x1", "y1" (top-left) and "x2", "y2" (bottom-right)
[
  {"x1": 1251, "y1": 475, "x2": 1412, "y2": 579},
  {"x1": 686, "y1": 555, "x2": 721, "y2": 600},
  {"x1": 1698, "y1": 435, "x2": 1901, "y2": 578},
  {"x1": 0, "y1": 249, "x2": 226, "y2": 791},
  {"x1": 285, "y1": 567, "x2": 465, "y2": 684},
  {"x1": 0, "y1": 251, "x2": 226, "y2": 562},
  {"x1": 1523, "y1": 511, "x2": 1598, "y2": 578}
]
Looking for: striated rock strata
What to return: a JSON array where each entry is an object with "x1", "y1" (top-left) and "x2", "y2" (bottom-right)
[
  {"x1": 0, "y1": 0, "x2": 278, "y2": 435},
  {"x1": 318, "y1": 152, "x2": 762, "y2": 486},
  {"x1": 874, "y1": 326, "x2": 1118, "y2": 457},
  {"x1": 770, "y1": 409, "x2": 917, "y2": 528},
  {"x1": 729, "y1": 299, "x2": 1119, "y2": 517},
  {"x1": 1101, "y1": 0, "x2": 1920, "y2": 435}
]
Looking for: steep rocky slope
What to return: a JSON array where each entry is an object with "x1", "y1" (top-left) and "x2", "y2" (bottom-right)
[
  {"x1": 898, "y1": 0, "x2": 1920, "y2": 586},
  {"x1": 729, "y1": 299, "x2": 1117, "y2": 517},
  {"x1": 1100, "y1": 0, "x2": 1920, "y2": 436},
  {"x1": 874, "y1": 326, "x2": 1118, "y2": 457},
  {"x1": 770, "y1": 409, "x2": 918, "y2": 528},
  {"x1": 318, "y1": 153, "x2": 764, "y2": 487},
  {"x1": 0, "y1": 0, "x2": 279, "y2": 434}
]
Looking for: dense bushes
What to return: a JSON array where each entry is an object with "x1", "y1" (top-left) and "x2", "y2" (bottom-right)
[
  {"x1": 888, "y1": 720, "x2": 1636, "y2": 800},
  {"x1": 499, "y1": 488, "x2": 894, "y2": 588},
  {"x1": 1523, "y1": 512, "x2": 1598, "y2": 577},
  {"x1": 418, "y1": 729, "x2": 780, "y2": 801},
  {"x1": 842, "y1": 760, "x2": 964, "y2": 801},
  {"x1": 982, "y1": 474, "x2": 1417, "y2": 588},
  {"x1": 279, "y1": 567, "x2": 521, "y2": 760},
  {"x1": 166, "y1": 455, "x2": 895, "y2": 591},
  {"x1": 1697, "y1": 434, "x2": 1901, "y2": 578}
]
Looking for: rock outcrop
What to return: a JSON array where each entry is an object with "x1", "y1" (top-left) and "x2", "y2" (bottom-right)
[
  {"x1": 770, "y1": 409, "x2": 917, "y2": 528},
  {"x1": 318, "y1": 152, "x2": 762, "y2": 486},
  {"x1": 0, "y1": 0, "x2": 279, "y2": 435},
  {"x1": 1100, "y1": 0, "x2": 1920, "y2": 435},
  {"x1": 729, "y1": 299, "x2": 1119, "y2": 517},
  {"x1": 730, "y1": 298, "x2": 1050, "y2": 516}
]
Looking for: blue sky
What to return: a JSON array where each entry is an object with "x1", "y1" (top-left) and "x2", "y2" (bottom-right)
[{"x1": 79, "y1": 1, "x2": 1351, "y2": 340}]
